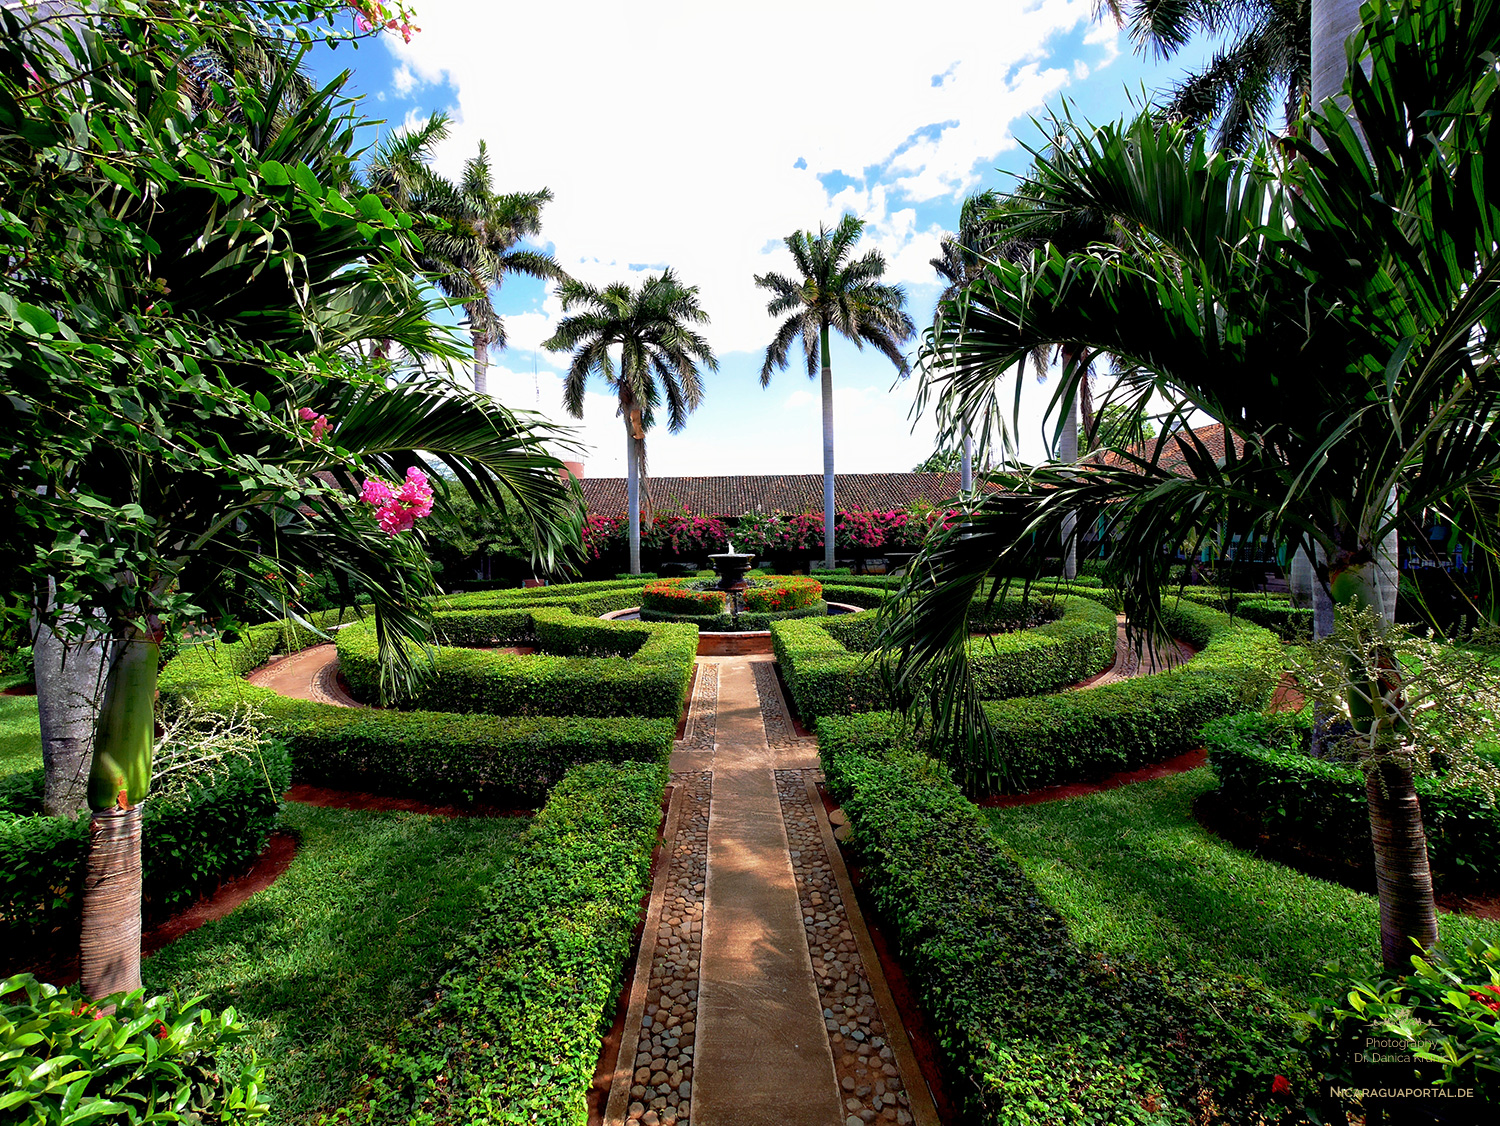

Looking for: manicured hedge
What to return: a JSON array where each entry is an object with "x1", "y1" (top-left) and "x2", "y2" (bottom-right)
[
  {"x1": 772, "y1": 594, "x2": 1118, "y2": 721},
  {"x1": 158, "y1": 618, "x2": 674, "y2": 800},
  {"x1": 639, "y1": 601, "x2": 829, "y2": 632},
  {"x1": 331, "y1": 758, "x2": 667, "y2": 1126},
  {"x1": 818, "y1": 737, "x2": 1300, "y2": 1124},
  {"x1": 0, "y1": 742, "x2": 292, "y2": 958},
  {"x1": 335, "y1": 609, "x2": 696, "y2": 720},
  {"x1": 816, "y1": 601, "x2": 1283, "y2": 795},
  {"x1": 743, "y1": 576, "x2": 822, "y2": 613},
  {"x1": 1180, "y1": 589, "x2": 1312, "y2": 641},
  {"x1": 640, "y1": 578, "x2": 726, "y2": 616},
  {"x1": 1204, "y1": 711, "x2": 1500, "y2": 886}
]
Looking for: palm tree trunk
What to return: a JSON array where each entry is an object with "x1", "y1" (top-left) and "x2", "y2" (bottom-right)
[
  {"x1": 472, "y1": 329, "x2": 489, "y2": 396},
  {"x1": 820, "y1": 322, "x2": 836, "y2": 572},
  {"x1": 1059, "y1": 394, "x2": 1078, "y2": 581},
  {"x1": 626, "y1": 418, "x2": 642, "y2": 575},
  {"x1": 33, "y1": 582, "x2": 109, "y2": 817},
  {"x1": 80, "y1": 630, "x2": 159, "y2": 999},
  {"x1": 960, "y1": 433, "x2": 973, "y2": 492},
  {"x1": 1311, "y1": 0, "x2": 1364, "y2": 110},
  {"x1": 1365, "y1": 762, "x2": 1438, "y2": 975}
]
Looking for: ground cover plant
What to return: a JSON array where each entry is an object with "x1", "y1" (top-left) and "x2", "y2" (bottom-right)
[{"x1": 141, "y1": 803, "x2": 529, "y2": 1124}]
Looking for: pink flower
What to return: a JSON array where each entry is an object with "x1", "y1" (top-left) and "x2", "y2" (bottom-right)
[
  {"x1": 298, "y1": 407, "x2": 318, "y2": 421},
  {"x1": 360, "y1": 478, "x2": 394, "y2": 506},
  {"x1": 23, "y1": 61, "x2": 42, "y2": 91},
  {"x1": 311, "y1": 416, "x2": 332, "y2": 441},
  {"x1": 354, "y1": 12, "x2": 372, "y2": 31},
  {"x1": 360, "y1": 468, "x2": 433, "y2": 535}
]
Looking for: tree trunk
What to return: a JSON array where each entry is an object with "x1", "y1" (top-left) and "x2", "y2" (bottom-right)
[
  {"x1": 1365, "y1": 762, "x2": 1438, "y2": 975},
  {"x1": 626, "y1": 417, "x2": 642, "y2": 575},
  {"x1": 1377, "y1": 490, "x2": 1399, "y2": 625},
  {"x1": 1310, "y1": 0, "x2": 1364, "y2": 110},
  {"x1": 1059, "y1": 391, "x2": 1078, "y2": 581},
  {"x1": 32, "y1": 591, "x2": 109, "y2": 817},
  {"x1": 820, "y1": 323, "x2": 836, "y2": 572},
  {"x1": 79, "y1": 630, "x2": 158, "y2": 999},
  {"x1": 472, "y1": 329, "x2": 489, "y2": 396},
  {"x1": 960, "y1": 433, "x2": 973, "y2": 493}
]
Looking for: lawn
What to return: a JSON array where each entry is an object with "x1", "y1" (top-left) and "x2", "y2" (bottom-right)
[
  {"x1": 988, "y1": 767, "x2": 1500, "y2": 1001},
  {"x1": 0, "y1": 677, "x2": 40, "y2": 777},
  {"x1": 142, "y1": 802, "x2": 529, "y2": 1125}
]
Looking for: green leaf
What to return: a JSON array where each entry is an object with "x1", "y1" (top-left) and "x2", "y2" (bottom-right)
[{"x1": 260, "y1": 160, "x2": 291, "y2": 187}]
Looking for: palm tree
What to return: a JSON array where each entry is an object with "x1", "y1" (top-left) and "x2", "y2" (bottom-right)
[
  {"x1": 545, "y1": 272, "x2": 717, "y2": 574},
  {"x1": 896, "y1": 0, "x2": 1500, "y2": 974},
  {"x1": 756, "y1": 215, "x2": 915, "y2": 570},
  {"x1": 365, "y1": 116, "x2": 569, "y2": 393}
]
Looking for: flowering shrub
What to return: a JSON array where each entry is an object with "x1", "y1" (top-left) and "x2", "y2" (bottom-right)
[
  {"x1": 644, "y1": 508, "x2": 729, "y2": 557},
  {"x1": 890, "y1": 499, "x2": 959, "y2": 549},
  {"x1": 346, "y1": 0, "x2": 420, "y2": 41},
  {"x1": 582, "y1": 514, "x2": 625, "y2": 560},
  {"x1": 640, "y1": 579, "x2": 727, "y2": 616},
  {"x1": 297, "y1": 406, "x2": 331, "y2": 442},
  {"x1": 836, "y1": 510, "x2": 907, "y2": 551},
  {"x1": 360, "y1": 466, "x2": 434, "y2": 534},
  {"x1": 744, "y1": 576, "x2": 822, "y2": 613}
]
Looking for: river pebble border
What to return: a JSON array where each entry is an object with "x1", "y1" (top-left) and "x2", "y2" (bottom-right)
[
  {"x1": 627, "y1": 770, "x2": 711, "y2": 1126},
  {"x1": 775, "y1": 769, "x2": 914, "y2": 1126},
  {"x1": 752, "y1": 660, "x2": 796, "y2": 748},
  {"x1": 676, "y1": 664, "x2": 718, "y2": 751}
]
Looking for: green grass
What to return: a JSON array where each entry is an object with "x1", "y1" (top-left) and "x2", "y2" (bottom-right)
[
  {"x1": 988, "y1": 768, "x2": 1500, "y2": 1001},
  {"x1": 0, "y1": 677, "x2": 40, "y2": 777},
  {"x1": 143, "y1": 802, "x2": 529, "y2": 1125}
]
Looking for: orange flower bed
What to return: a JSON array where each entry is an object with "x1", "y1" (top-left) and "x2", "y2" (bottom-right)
[
  {"x1": 743, "y1": 576, "x2": 822, "y2": 614},
  {"x1": 641, "y1": 579, "x2": 727, "y2": 616}
]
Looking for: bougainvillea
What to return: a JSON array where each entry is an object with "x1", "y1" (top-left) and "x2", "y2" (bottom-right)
[
  {"x1": 581, "y1": 514, "x2": 625, "y2": 560},
  {"x1": 360, "y1": 466, "x2": 434, "y2": 534},
  {"x1": 644, "y1": 508, "x2": 729, "y2": 557},
  {"x1": 297, "y1": 406, "x2": 331, "y2": 442}
]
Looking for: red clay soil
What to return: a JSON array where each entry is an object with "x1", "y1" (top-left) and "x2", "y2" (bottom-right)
[
  {"x1": 284, "y1": 783, "x2": 533, "y2": 819},
  {"x1": 588, "y1": 784, "x2": 674, "y2": 1126},
  {"x1": 2, "y1": 683, "x2": 35, "y2": 696},
  {"x1": 18, "y1": 831, "x2": 299, "y2": 989},
  {"x1": 978, "y1": 748, "x2": 1210, "y2": 810}
]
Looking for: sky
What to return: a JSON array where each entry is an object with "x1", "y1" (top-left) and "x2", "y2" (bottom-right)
[{"x1": 308, "y1": 1, "x2": 1217, "y2": 481}]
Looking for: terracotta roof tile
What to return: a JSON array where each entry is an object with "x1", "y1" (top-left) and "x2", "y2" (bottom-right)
[
  {"x1": 1091, "y1": 422, "x2": 1245, "y2": 475},
  {"x1": 579, "y1": 472, "x2": 1002, "y2": 519}
]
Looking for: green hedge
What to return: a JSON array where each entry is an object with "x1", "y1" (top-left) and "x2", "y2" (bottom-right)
[
  {"x1": 743, "y1": 575, "x2": 822, "y2": 613},
  {"x1": 1204, "y1": 711, "x2": 1500, "y2": 886},
  {"x1": 330, "y1": 759, "x2": 666, "y2": 1126},
  {"x1": 639, "y1": 600, "x2": 829, "y2": 632},
  {"x1": 335, "y1": 609, "x2": 696, "y2": 720},
  {"x1": 1179, "y1": 589, "x2": 1312, "y2": 641},
  {"x1": 818, "y1": 738, "x2": 1300, "y2": 1124},
  {"x1": 772, "y1": 594, "x2": 1117, "y2": 722},
  {"x1": 0, "y1": 742, "x2": 291, "y2": 959},
  {"x1": 816, "y1": 601, "x2": 1283, "y2": 795},
  {"x1": 640, "y1": 578, "x2": 726, "y2": 616},
  {"x1": 158, "y1": 619, "x2": 673, "y2": 801}
]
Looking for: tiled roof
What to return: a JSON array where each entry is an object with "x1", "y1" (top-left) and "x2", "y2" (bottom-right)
[
  {"x1": 579, "y1": 472, "x2": 1003, "y2": 519},
  {"x1": 1090, "y1": 422, "x2": 1245, "y2": 475}
]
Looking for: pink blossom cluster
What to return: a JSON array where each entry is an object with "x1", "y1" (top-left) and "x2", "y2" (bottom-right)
[
  {"x1": 360, "y1": 466, "x2": 433, "y2": 534},
  {"x1": 297, "y1": 406, "x2": 332, "y2": 442},
  {"x1": 346, "y1": 0, "x2": 418, "y2": 41},
  {"x1": 644, "y1": 509, "x2": 729, "y2": 556},
  {"x1": 581, "y1": 513, "x2": 624, "y2": 560}
]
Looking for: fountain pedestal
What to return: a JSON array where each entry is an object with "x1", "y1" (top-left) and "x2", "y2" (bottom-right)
[{"x1": 708, "y1": 552, "x2": 756, "y2": 623}]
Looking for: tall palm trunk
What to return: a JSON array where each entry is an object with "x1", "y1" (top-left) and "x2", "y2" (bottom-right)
[
  {"x1": 32, "y1": 582, "x2": 109, "y2": 817},
  {"x1": 626, "y1": 413, "x2": 642, "y2": 575},
  {"x1": 960, "y1": 433, "x2": 973, "y2": 492},
  {"x1": 80, "y1": 629, "x2": 159, "y2": 999},
  {"x1": 820, "y1": 322, "x2": 836, "y2": 572},
  {"x1": 472, "y1": 329, "x2": 489, "y2": 396},
  {"x1": 1058, "y1": 392, "x2": 1078, "y2": 581}
]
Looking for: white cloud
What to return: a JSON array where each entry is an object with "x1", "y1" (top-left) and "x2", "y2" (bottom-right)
[
  {"x1": 392, "y1": 63, "x2": 417, "y2": 95},
  {"x1": 385, "y1": 0, "x2": 1110, "y2": 357}
]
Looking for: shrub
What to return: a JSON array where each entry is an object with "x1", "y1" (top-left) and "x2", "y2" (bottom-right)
[
  {"x1": 1, "y1": 741, "x2": 291, "y2": 957},
  {"x1": 1180, "y1": 588, "x2": 1312, "y2": 641},
  {"x1": 158, "y1": 618, "x2": 674, "y2": 801},
  {"x1": 742, "y1": 575, "x2": 822, "y2": 613},
  {"x1": 0, "y1": 645, "x2": 32, "y2": 677},
  {"x1": 0, "y1": 974, "x2": 270, "y2": 1123},
  {"x1": 329, "y1": 759, "x2": 666, "y2": 1125},
  {"x1": 1204, "y1": 711, "x2": 1500, "y2": 885},
  {"x1": 638, "y1": 601, "x2": 829, "y2": 633},
  {"x1": 1296, "y1": 940, "x2": 1500, "y2": 1115},
  {"x1": 640, "y1": 578, "x2": 727, "y2": 616},
  {"x1": 773, "y1": 595, "x2": 1117, "y2": 722},
  {"x1": 818, "y1": 738, "x2": 1303, "y2": 1124},
  {"x1": 334, "y1": 610, "x2": 696, "y2": 720}
]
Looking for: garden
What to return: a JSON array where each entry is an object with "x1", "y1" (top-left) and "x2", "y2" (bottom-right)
[{"x1": 5, "y1": 0, "x2": 1500, "y2": 1125}]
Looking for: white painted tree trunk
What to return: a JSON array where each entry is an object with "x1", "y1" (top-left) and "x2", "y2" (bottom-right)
[
  {"x1": 32, "y1": 584, "x2": 109, "y2": 817},
  {"x1": 1311, "y1": 0, "x2": 1364, "y2": 109},
  {"x1": 626, "y1": 419, "x2": 642, "y2": 574},
  {"x1": 821, "y1": 358, "x2": 836, "y2": 571},
  {"x1": 1059, "y1": 397, "x2": 1078, "y2": 580},
  {"x1": 472, "y1": 330, "x2": 488, "y2": 396},
  {"x1": 961, "y1": 433, "x2": 973, "y2": 492}
]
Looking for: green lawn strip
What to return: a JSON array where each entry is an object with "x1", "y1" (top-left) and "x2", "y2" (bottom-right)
[
  {"x1": 987, "y1": 767, "x2": 1500, "y2": 1001},
  {"x1": 0, "y1": 683, "x2": 40, "y2": 777},
  {"x1": 142, "y1": 802, "x2": 528, "y2": 1125}
]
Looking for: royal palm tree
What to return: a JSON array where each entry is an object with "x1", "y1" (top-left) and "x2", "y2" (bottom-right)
[
  {"x1": 365, "y1": 115, "x2": 568, "y2": 393},
  {"x1": 896, "y1": 0, "x2": 1500, "y2": 974},
  {"x1": 545, "y1": 272, "x2": 717, "y2": 574},
  {"x1": 756, "y1": 215, "x2": 914, "y2": 570}
]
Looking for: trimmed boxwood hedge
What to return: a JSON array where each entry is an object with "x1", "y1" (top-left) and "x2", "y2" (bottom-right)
[
  {"x1": 815, "y1": 601, "x2": 1284, "y2": 795},
  {"x1": 1204, "y1": 710, "x2": 1500, "y2": 886},
  {"x1": 743, "y1": 575, "x2": 822, "y2": 613},
  {"x1": 330, "y1": 758, "x2": 666, "y2": 1126},
  {"x1": 0, "y1": 742, "x2": 292, "y2": 961},
  {"x1": 772, "y1": 594, "x2": 1118, "y2": 721},
  {"x1": 158, "y1": 616, "x2": 674, "y2": 800},
  {"x1": 640, "y1": 578, "x2": 727, "y2": 616},
  {"x1": 334, "y1": 609, "x2": 696, "y2": 720},
  {"x1": 817, "y1": 736, "x2": 1300, "y2": 1124},
  {"x1": 1179, "y1": 588, "x2": 1312, "y2": 641}
]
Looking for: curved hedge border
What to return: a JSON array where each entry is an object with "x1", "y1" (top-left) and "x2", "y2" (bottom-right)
[
  {"x1": 640, "y1": 579, "x2": 726, "y2": 617},
  {"x1": 772, "y1": 594, "x2": 1118, "y2": 721},
  {"x1": 329, "y1": 758, "x2": 666, "y2": 1126},
  {"x1": 334, "y1": 608, "x2": 696, "y2": 720},
  {"x1": 639, "y1": 601, "x2": 830, "y2": 632},
  {"x1": 158, "y1": 610, "x2": 673, "y2": 801},
  {"x1": 0, "y1": 743, "x2": 291, "y2": 957},
  {"x1": 1205, "y1": 711, "x2": 1500, "y2": 886},
  {"x1": 744, "y1": 576, "x2": 822, "y2": 613},
  {"x1": 816, "y1": 737, "x2": 1299, "y2": 1124},
  {"x1": 815, "y1": 600, "x2": 1284, "y2": 795}
]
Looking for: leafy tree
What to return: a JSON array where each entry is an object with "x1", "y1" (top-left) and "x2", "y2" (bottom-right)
[
  {"x1": 545, "y1": 271, "x2": 717, "y2": 574},
  {"x1": 365, "y1": 115, "x2": 568, "y2": 393},
  {"x1": 895, "y1": 0, "x2": 1500, "y2": 973},
  {"x1": 2, "y1": 0, "x2": 580, "y2": 997},
  {"x1": 912, "y1": 448, "x2": 962, "y2": 474},
  {"x1": 756, "y1": 215, "x2": 914, "y2": 569}
]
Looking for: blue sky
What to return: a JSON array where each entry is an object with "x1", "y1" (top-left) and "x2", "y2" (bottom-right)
[{"x1": 309, "y1": 1, "x2": 1217, "y2": 480}]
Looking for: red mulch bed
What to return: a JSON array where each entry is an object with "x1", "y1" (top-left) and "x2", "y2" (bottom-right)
[
  {"x1": 2, "y1": 683, "x2": 36, "y2": 696},
  {"x1": 978, "y1": 749, "x2": 1209, "y2": 809},
  {"x1": 284, "y1": 783, "x2": 533, "y2": 819}
]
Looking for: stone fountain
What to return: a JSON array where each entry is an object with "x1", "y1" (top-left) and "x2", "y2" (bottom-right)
[{"x1": 708, "y1": 541, "x2": 756, "y2": 623}]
